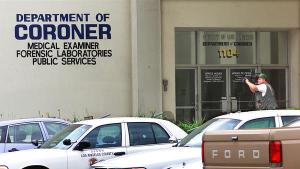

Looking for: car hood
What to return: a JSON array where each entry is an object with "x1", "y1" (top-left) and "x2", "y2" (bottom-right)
[
  {"x1": 163, "y1": 159, "x2": 203, "y2": 169},
  {"x1": 0, "y1": 148, "x2": 67, "y2": 166},
  {"x1": 92, "y1": 147, "x2": 200, "y2": 168}
]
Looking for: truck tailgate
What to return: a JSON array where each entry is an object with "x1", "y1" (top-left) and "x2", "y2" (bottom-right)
[{"x1": 203, "y1": 129, "x2": 271, "y2": 168}]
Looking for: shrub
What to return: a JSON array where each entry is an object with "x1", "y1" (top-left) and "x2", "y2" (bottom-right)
[{"x1": 178, "y1": 118, "x2": 205, "y2": 133}]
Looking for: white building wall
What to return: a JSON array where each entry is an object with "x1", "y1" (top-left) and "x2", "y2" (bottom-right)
[
  {"x1": 0, "y1": 0, "x2": 133, "y2": 120},
  {"x1": 162, "y1": 0, "x2": 300, "y2": 119},
  {"x1": 0, "y1": 0, "x2": 298, "y2": 121}
]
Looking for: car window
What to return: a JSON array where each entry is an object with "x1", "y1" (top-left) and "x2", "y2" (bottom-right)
[
  {"x1": 82, "y1": 123, "x2": 122, "y2": 148},
  {"x1": 286, "y1": 119, "x2": 300, "y2": 127},
  {"x1": 128, "y1": 122, "x2": 157, "y2": 146},
  {"x1": 0, "y1": 126, "x2": 7, "y2": 143},
  {"x1": 179, "y1": 118, "x2": 241, "y2": 147},
  {"x1": 8, "y1": 123, "x2": 43, "y2": 143},
  {"x1": 40, "y1": 124, "x2": 91, "y2": 149},
  {"x1": 281, "y1": 116, "x2": 300, "y2": 126},
  {"x1": 44, "y1": 122, "x2": 68, "y2": 138},
  {"x1": 239, "y1": 117, "x2": 275, "y2": 129},
  {"x1": 151, "y1": 123, "x2": 170, "y2": 143}
]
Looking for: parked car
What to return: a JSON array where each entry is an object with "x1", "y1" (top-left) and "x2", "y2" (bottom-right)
[
  {"x1": 0, "y1": 117, "x2": 187, "y2": 169},
  {"x1": 163, "y1": 160, "x2": 202, "y2": 169},
  {"x1": 0, "y1": 117, "x2": 69, "y2": 153},
  {"x1": 202, "y1": 117, "x2": 300, "y2": 169},
  {"x1": 91, "y1": 109, "x2": 300, "y2": 169}
]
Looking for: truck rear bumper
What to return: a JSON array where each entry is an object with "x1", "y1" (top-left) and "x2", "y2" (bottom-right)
[{"x1": 204, "y1": 166, "x2": 283, "y2": 169}]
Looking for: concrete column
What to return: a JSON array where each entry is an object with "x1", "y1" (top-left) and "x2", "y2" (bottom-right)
[
  {"x1": 289, "y1": 29, "x2": 300, "y2": 108},
  {"x1": 130, "y1": 0, "x2": 139, "y2": 116},
  {"x1": 131, "y1": 0, "x2": 162, "y2": 117}
]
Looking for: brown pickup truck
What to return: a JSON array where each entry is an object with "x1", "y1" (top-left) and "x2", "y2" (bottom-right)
[{"x1": 202, "y1": 127, "x2": 300, "y2": 169}]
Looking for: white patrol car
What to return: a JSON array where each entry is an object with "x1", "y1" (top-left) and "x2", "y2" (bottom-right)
[
  {"x1": 163, "y1": 160, "x2": 202, "y2": 169},
  {"x1": 0, "y1": 117, "x2": 187, "y2": 169},
  {"x1": 91, "y1": 110, "x2": 300, "y2": 169}
]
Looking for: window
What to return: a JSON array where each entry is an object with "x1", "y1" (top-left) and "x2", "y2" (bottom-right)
[
  {"x1": 8, "y1": 123, "x2": 43, "y2": 143},
  {"x1": 82, "y1": 123, "x2": 122, "y2": 149},
  {"x1": 44, "y1": 122, "x2": 68, "y2": 138},
  {"x1": 175, "y1": 31, "x2": 288, "y2": 65},
  {"x1": 152, "y1": 123, "x2": 170, "y2": 143},
  {"x1": 176, "y1": 69, "x2": 196, "y2": 122},
  {"x1": 286, "y1": 120, "x2": 300, "y2": 127},
  {"x1": 281, "y1": 116, "x2": 300, "y2": 126},
  {"x1": 197, "y1": 31, "x2": 256, "y2": 64},
  {"x1": 0, "y1": 126, "x2": 7, "y2": 143},
  {"x1": 178, "y1": 118, "x2": 241, "y2": 147},
  {"x1": 128, "y1": 122, "x2": 169, "y2": 146},
  {"x1": 239, "y1": 117, "x2": 275, "y2": 129},
  {"x1": 261, "y1": 69, "x2": 286, "y2": 109},
  {"x1": 175, "y1": 31, "x2": 196, "y2": 64},
  {"x1": 40, "y1": 124, "x2": 91, "y2": 149},
  {"x1": 257, "y1": 32, "x2": 288, "y2": 64}
]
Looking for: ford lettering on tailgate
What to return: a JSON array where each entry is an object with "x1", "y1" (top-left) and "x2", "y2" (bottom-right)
[{"x1": 204, "y1": 141, "x2": 269, "y2": 167}]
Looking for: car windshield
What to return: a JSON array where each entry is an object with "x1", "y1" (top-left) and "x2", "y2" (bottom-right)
[
  {"x1": 178, "y1": 118, "x2": 241, "y2": 147},
  {"x1": 40, "y1": 124, "x2": 92, "y2": 150}
]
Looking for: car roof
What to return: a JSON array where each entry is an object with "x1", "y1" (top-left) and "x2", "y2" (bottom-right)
[
  {"x1": 215, "y1": 109, "x2": 300, "y2": 121},
  {"x1": 0, "y1": 117, "x2": 70, "y2": 126},
  {"x1": 75, "y1": 117, "x2": 169, "y2": 126}
]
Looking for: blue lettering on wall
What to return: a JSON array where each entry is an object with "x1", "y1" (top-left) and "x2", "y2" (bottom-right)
[
  {"x1": 15, "y1": 13, "x2": 111, "y2": 40},
  {"x1": 15, "y1": 24, "x2": 111, "y2": 40}
]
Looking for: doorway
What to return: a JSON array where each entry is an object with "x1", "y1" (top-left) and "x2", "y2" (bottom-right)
[
  {"x1": 200, "y1": 68, "x2": 256, "y2": 120},
  {"x1": 176, "y1": 67, "x2": 287, "y2": 122},
  {"x1": 176, "y1": 67, "x2": 259, "y2": 122}
]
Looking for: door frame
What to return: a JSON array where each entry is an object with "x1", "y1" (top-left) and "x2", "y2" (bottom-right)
[{"x1": 198, "y1": 66, "x2": 258, "y2": 117}]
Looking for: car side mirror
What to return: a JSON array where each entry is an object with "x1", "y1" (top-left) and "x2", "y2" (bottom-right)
[
  {"x1": 31, "y1": 140, "x2": 44, "y2": 147},
  {"x1": 75, "y1": 141, "x2": 91, "y2": 151},
  {"x1": 169, "y1": 136, "x2": 178, "y2": 143},
  {"x1": 31, "y1": 140, "x2": 39, "y2": 147},
  {"x1": 63, "y1": 139, "x2": 72, "y2": 146}
]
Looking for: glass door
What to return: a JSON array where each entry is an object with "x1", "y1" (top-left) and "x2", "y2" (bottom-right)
[
  {"x1": 230, "y1": 68, "x2": 256, "y2": 111},
  {"x1": 200, "y1": 69, "x2": 227, "y2": 120},
  {"x1": 200, "y1": 68, "x2": 256, "y2": 120}
]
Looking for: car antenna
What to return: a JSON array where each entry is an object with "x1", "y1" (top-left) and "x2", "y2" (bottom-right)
[{"x1": 99, "y1": 114, "x2": 111, "y2": 119}]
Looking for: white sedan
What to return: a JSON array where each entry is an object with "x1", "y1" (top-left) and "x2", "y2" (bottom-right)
[
  {"x1": 0, "y1": 117, "x2": 186, "y2": 169},
  {"x1": 163, "y1": 160, "x2": 202, "y2": 169},
  {"x1": 92, "y1": 109, "x2": 300, "y2": 169}
]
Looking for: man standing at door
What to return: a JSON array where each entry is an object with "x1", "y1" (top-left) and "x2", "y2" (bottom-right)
[{"x1": 244, "y1": 73, "x2": 278, "y2": 110}]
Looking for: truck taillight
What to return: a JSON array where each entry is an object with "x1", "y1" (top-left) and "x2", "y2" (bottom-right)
[
  {"x1": 269, "y1": 141, "x2": 282, "y2": 164},
  {"x1": 202, "y1": 141, "x2": 205, "y2": 162}
]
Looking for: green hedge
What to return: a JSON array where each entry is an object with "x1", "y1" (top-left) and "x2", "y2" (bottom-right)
[{"x1": 178, "y1": 119, "x2": 205, "y2": 133}]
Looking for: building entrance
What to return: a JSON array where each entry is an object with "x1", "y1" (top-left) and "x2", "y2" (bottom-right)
[
  {"x1": 175, "y1": 31, "x2": 288, "y2": 122},
  {"x1": 200, "y1": 68, "x2": 256, "y2": 120},
  {"x1": 176, "y1": 67, "x2": 287, "y2": 122}
]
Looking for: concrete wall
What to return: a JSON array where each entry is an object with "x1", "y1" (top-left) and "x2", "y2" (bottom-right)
[
  {"x1": 162, "y1": 0, "x2": 300, "y2": 118},
  {"x1": 0, "y1": 0, "x2": 298, "y2": 121},
  {"x1": 0, "y1": 0, "x2": 132, "y2": 120}
]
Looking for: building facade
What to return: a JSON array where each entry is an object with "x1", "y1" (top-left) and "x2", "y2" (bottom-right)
[
  {"x1": 0, "y1": 0, "x2": 299, "y2": 122},
  {"x1": 162, "y1": 0, "x2": 300, "y2": 121}
]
